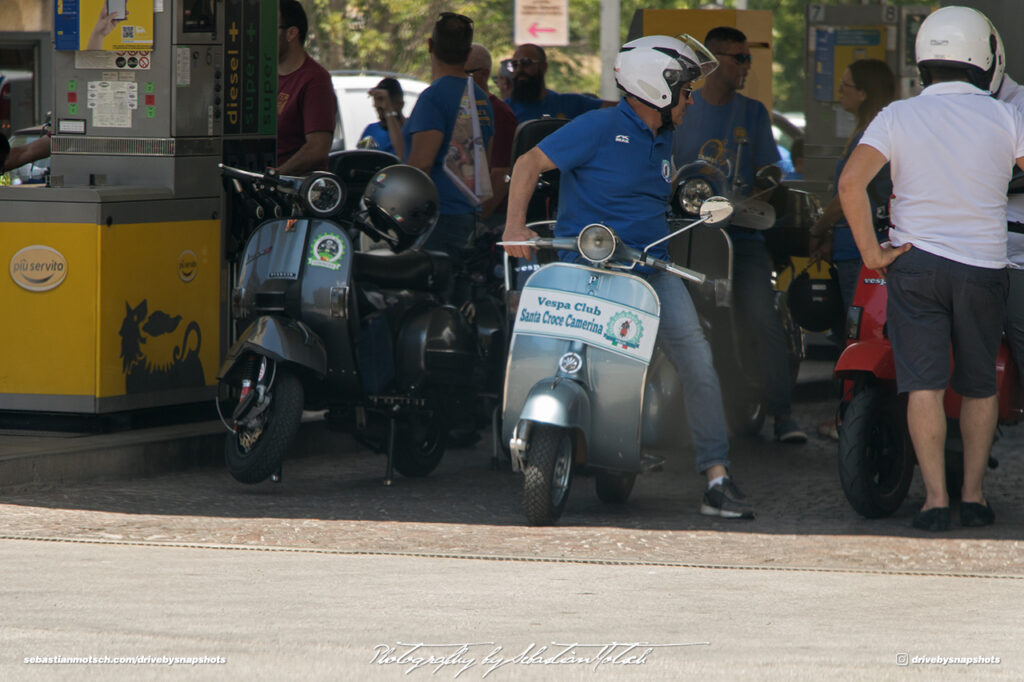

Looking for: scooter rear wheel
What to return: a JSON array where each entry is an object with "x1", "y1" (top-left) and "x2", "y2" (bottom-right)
[
  {"x1": 522, "y1": 424, "x2": 573, "y2": 526},
  {"x1": 392, "y1": 408, "x2": 447, "y2": 478},
  {"x1": 838, "y1": 385, "x2": 914, "y2": 518}
]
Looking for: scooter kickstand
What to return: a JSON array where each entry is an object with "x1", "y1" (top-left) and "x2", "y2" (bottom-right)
[
  {"x1": 383, "y1": 405, "x2": 398, "y2": 486},
  {"x1": 490, "y1": 404, "x2": 501, "y2": 470}
]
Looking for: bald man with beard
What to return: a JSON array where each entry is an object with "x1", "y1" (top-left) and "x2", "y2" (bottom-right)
[{"x1": 505, "y1": 43, "x2": 614, "y2": 122}]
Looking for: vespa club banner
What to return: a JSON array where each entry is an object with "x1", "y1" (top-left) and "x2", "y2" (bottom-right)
[{"x1": 514, "y1": 287, "x2": 660, "y2": 364}]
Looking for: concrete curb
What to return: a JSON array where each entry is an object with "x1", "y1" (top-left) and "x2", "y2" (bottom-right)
[{"x1": 0, "y1": 417, "x2": 335, "y2": 490}]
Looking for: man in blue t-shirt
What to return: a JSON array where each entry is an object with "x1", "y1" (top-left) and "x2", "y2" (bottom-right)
[
  {"x1": 503, "y1": 35, "x2": 754, "y2": 520},
  {"x1": 673, "y1": 26, "x2": 807, "y2": 445},
  {"x1": 404, "y1": 12, "x2": 494, "y2": 258},
  {"x1": 357, "y1": 77, "x2": 405, "y2": 155},
  {"x1": 505, "y1": 43, "x2": 612, "y2": 123}
]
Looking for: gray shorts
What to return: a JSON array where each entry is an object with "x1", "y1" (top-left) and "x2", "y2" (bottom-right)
[{"x1": 886, "y1": 248, "x2": 1008, "y2": 397}]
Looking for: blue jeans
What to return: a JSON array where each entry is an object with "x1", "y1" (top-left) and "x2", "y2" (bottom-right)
[
  {"x1": 423, "y1": 212, "x2": 477, "y2": 260},
  {"x1": 732, "y1": 238, "x2": 792, "y2": 417},
  {"x1": 643, "y1": 269, "x2": 731, "y2": 474},
  {"x1": 834, "y1": 258, "x2": 862, "y2": 311}
]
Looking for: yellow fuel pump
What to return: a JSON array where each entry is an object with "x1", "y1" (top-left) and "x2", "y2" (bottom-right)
[{"x1": 0, "y1": 0, "x2": 275, "y2": 413}]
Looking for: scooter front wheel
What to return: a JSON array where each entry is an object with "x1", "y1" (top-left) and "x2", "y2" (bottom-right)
[
  {"x1": 522, "y1": 424, "x2": 573, "y2": 526},
  {"x1": 837, "y1": 384, "x2": 914, "y2": 518},
  {"x1": 225, "y1": 365, "x2": 304, "y2": 484}
]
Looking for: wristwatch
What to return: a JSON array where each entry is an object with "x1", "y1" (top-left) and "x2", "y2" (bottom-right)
[{"x1": 385, "y1": 111, "x2": 399, "y2": 118}]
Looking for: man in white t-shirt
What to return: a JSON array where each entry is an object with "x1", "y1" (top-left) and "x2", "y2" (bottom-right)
[
  {"x1": 997, "y1": 74, "x2": 1024, "y2": 390},
  {"x1": 838, "y1": 6, "x2": 1024, "y2": 532}
]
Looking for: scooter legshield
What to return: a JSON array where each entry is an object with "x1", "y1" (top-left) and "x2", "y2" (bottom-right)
[{"x1": 503, "y1": 262, "x2": 660, "y2": 471}]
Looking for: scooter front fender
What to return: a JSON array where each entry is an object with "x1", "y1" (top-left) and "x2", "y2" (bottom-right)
[
  {"x1": 218, "y1": 316, "x2": 327, "y2": 381},
  {"x1": 834, "y1": 338, "x2": 895, "y2": 381},
  {"x1": 519, "y1": 377, "x2": 592, "y2": 434}
]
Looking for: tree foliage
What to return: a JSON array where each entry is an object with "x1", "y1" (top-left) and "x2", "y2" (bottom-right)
[{"x1": 306, "y1": 0, "x2": 932, "y2": 112}]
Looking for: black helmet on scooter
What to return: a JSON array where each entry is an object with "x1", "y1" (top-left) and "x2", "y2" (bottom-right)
[
  {"x1": 787, "y1": 268, "x2": 844, "y2": 333},
  {"x1": 361, "y1": 164, "x2": 440, "y2": 252}
]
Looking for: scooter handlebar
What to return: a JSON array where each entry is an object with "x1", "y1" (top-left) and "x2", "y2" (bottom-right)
[
  {"x1": 499, "y1": 237, "x2": 706, "y2": 284},
  {"x1": 218, "y1": 164, "x2": 304, "y2": 195},
  {"x1": 614, "y1": 243, "x2": 707, "y2": 284}
]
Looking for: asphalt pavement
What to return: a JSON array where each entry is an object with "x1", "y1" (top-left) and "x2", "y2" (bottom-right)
[{"x1": 0, "y1": 351, "x2": 1022, "y2": 680}]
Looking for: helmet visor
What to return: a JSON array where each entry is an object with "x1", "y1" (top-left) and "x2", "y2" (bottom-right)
[{"x1": 676, "y1": 33, "x2": 719, "y2": 82}]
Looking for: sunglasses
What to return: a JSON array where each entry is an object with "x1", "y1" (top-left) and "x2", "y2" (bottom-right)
[
  {"x1": 715, "y1": 52, "x2": 753, "y2": 65},
  {"x1": 509, "y1": 58, "x2": 544, "y2": 70}
]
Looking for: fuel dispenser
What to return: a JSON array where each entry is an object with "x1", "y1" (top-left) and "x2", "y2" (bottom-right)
[{"x1": 0, "y1": 0, "x2": 275, "y2": 414}]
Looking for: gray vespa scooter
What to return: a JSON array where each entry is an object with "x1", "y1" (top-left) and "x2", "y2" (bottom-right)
[
  {"x1": 217, "y1": 162, "x2": 482, "y2": 486},
  {"x1": 500, "y1": 197, "x2": 734, "y2": 525}
]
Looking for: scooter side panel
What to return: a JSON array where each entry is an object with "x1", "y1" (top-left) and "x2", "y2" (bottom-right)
[
  {"x1": 834, "y1": 338, "x2": 896, "y2": 381},
  {"x1": 503, "y1": 263, "x2": 659, "y2": 471}
]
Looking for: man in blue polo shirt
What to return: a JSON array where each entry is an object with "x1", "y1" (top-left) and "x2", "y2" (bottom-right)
[
  {"x1": 672, "y1": 26, "x2": 806, "y2": 445},
  {"x1": 405, "y1": 12, "x2": 493, "y2": 258},
  {"x1": 503, "y1": 35, "x2": 754, "y2": 519},
  {"x1": 506, "y1": 43, "x2": 613, "y2": 122}
]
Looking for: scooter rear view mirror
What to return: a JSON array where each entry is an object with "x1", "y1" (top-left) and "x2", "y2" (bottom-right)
[{"x1": 699, "y1": 196, "x2": 733, "y2": 225}]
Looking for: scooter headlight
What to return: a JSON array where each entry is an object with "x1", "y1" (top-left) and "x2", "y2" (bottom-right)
[
  {"x1": 577, "y1": 223, "x2": 617, "y2": 264},
  {"x1": 300, "y1": 172, "x2": 345, "y2": 218},
  {"x1": 678, "y1": 177, "x2": 713, "y2": 217}
]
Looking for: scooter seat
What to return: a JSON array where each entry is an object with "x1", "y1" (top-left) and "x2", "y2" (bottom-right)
[{"x1": 353, "y1": 249, "x2": 452, "y2": 294}]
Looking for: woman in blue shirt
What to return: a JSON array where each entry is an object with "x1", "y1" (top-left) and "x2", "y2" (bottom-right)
[
  {"x1": 809, "y1": 59, "x2": 896, "y2": 308},
  {"x1": 809, "y1": 59, "x2": 895, "y2": 439}
]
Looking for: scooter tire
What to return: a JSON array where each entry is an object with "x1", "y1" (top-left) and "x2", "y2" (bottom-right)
[
  {"x1": 225, "y1": 368, "x2": 304, "y2": 484},
  {"x1": 522, "y1": 424, "x2": 573, "y2": 526},
  {"x1": 726, "y1": 393, "x2": 767, "y2": 438},
  {"x1": 594, "y1": 471, "x2": 636, "y2": 504},
  {"x1": 392, "y1": 409, "x2": 447, "y2": 478},
  {"x1": 837, "y1": 385, "x2": 914, "y2": 518}
]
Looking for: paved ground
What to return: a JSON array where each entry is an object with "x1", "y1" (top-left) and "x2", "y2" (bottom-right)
[{"x1": 1, "y1": 356, "x2": 1022, "y2": 680}]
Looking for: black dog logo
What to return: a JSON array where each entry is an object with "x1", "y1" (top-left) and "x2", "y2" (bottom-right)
[{"x1": 119, "y1": 300, "x2": 204, "y2": 394}]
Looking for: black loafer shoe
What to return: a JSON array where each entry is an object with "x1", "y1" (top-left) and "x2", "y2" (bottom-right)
[
  {"x1": 912, "y1": 506, "x2": 950, "y2": 532},
  {"x1": 960, "y1": 501, "x2": 995, "y2": 528}
]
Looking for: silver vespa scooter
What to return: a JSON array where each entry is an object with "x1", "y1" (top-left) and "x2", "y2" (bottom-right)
[{"x1": 500, "y1": 197, "x2": 734, "y2": 525}]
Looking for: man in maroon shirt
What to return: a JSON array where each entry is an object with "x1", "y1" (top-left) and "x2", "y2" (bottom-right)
[
  {"x1": 277, "y1": 0, "x2": 337, "y2": 173},
  {"x1": 465, "y1": 42, "x2": 518, "y2": 224}
]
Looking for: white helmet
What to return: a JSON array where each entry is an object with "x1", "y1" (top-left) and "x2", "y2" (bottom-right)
[
  {"x1": 615, "y1": 34, "x2": 718, "y2": 112},
  {"x1": 915, "y1": 6, "x2": 1005, "y2": 94}
]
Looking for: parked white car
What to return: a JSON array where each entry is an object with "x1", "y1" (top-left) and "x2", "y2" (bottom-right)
[{"x1": 330, "y1": 71, "x2": 430, "y2": 151}]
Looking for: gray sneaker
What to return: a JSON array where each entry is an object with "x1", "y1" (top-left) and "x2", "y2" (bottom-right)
[{"x1": 700, "y1": 477, "x2": 755, "y2": 519}]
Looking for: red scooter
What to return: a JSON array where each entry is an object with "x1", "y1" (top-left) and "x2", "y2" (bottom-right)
[{"x1": 834, "y1": 263, "x2": 1024, "y2": 518}]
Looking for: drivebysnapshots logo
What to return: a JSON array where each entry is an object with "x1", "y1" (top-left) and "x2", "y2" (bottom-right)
[
  {"x1": 10, "y1": 245, "x2": 68, "y2": 292},
  {"x1": 896, "y1": 652, "x2": 1000, "y2": 667}
]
